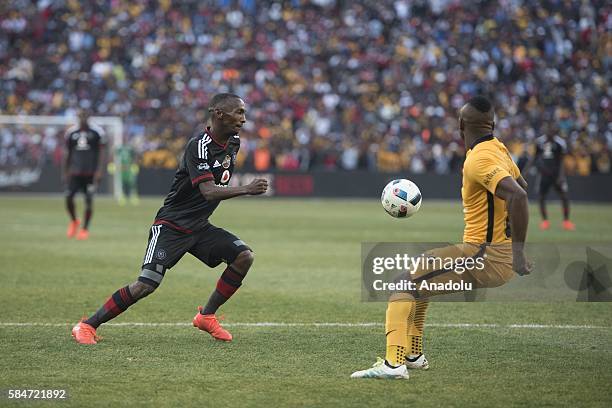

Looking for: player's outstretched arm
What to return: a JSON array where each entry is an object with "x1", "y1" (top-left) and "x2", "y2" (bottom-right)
[
  {"x1": 495, "y1": 176, "x2": 532, "y2": 275},
  {"x1": 198, "y1": 178, "x2": 268, "y2": 201}
]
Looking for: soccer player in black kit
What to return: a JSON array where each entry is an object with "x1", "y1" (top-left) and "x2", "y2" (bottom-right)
[
  {"x1": 72, "y1": 94, "x2": 268, "y2": 344},
  {"x1": 64, "y1": 111, "x2": 106, "y2": 240},
  {"x1": 531, "y1": 130, "x2": 575, "y2": 231}
]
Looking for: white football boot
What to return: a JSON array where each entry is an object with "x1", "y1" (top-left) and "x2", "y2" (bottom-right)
[
  {"x1": 405, "y1": 354, "x2": 429, "y2": 370},
  {"x1": 350, "y1": 358, "x2": 409, "y2": 379}
]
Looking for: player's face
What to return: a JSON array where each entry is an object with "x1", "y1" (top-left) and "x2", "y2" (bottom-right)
[
  {"x1": 78, "y1": 111, "x2": 89, "y2": 127},
  {"x1": 218, "y1": 99, "x2": 247, "y2": 135}
]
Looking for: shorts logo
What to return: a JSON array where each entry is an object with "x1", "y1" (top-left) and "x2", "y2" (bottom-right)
[
  {"x1": 213, "y1": 160, "x2": 221, "y2": 168},
  {"x1": 156, "y1": 249, "x2": 167, "y2": 260},
  {"x1": 198, "y1": 162, "x2": 209, "y2": 171}
]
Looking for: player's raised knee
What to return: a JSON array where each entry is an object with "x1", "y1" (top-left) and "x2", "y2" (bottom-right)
[
  {"x1": 233, "y1": 249, "x2": 254, "y2": 270},
  {"x1": 129, "y1": 280, "x2": 157, "y2": 299}
]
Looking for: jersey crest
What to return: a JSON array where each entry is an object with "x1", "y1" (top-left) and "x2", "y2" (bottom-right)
[{"x1": 222, "y1": 155, "x2": 231, "y2": 169}]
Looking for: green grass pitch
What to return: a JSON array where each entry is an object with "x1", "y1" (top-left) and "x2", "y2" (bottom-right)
[{"x1": 1, "y1": 195, "x2": 611, "y2": 407}]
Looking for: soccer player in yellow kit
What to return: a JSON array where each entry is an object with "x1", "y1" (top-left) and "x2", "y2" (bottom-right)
[{"x1": 352, "y1": 96, "x2": 532, "y2": 379}]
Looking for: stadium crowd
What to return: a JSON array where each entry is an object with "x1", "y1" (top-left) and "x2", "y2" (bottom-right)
[{"x1": 0, "y1": 0, "x2": 610, "y2": 174}]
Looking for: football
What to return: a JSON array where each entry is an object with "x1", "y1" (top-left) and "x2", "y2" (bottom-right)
[{"x1": 381, "y1": 179, "x2": 422, "y2": 218}]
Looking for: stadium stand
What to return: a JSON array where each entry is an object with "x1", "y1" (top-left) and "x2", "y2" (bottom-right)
[{"x1": 0, "y1": 0, "x2": 610, "y2": 174}]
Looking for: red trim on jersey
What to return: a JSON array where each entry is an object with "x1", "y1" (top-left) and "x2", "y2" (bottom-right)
[
  {"x1": 153, "y1": 219, "x2": 193, "y2": 234},
  {"x1": 191, "y1": 173, "x2": 214, "y2": 186},
  {"x1": 206, "y1": 127, "x2": 232, "y2": 149}
]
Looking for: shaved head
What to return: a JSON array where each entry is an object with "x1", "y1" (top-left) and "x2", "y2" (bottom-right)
[
  {"x1": 459, "y1": 95, "x2": 495, "y2": 140},
  {"x1": 208, "y1": 93, "x2": 242, "y2": 114}
]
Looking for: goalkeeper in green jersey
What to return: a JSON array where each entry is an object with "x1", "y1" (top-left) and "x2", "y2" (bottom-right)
[{"x1": 109, "y1": 144, "x2": 140, "y2": 205}]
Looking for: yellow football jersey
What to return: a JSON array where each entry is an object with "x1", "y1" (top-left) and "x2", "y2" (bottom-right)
[{"x1": 462, "y1": 136, "x2": 520, "y2": 248}]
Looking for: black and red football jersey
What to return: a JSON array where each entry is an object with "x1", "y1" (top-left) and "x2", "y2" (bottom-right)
[
  {"x1": 534, "y1": 135, "x2": 566, "y2": 176},
  {"x1": 153, "y1": 127, "x2": 240, "y2": 233},
  {"x1": 65, "y1": 125, "x2": 106, "y2": 176}
]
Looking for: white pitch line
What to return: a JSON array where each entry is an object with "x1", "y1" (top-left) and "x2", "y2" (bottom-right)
[{"x1": 0, "y1": 322, "x2": 609, "y2": 329}]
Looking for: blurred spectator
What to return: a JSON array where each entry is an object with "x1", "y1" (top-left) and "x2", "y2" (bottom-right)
[{"x1": 0, "y1": 0, "x2": 609, "y2": 175}]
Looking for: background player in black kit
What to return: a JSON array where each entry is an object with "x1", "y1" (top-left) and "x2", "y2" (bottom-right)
[
  {"x1": 72, "y1": 93, "x2": 268, "y2": 344},
  {"x1": 64, "y1": 110, "x2": 106, "y2": 240},
  {"x1": 529, "y1": 128, "x2": 575, "y2": 231}
]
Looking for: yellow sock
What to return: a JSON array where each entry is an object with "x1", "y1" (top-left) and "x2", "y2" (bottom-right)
[
  {"x1": 407, "y1": 299, "x2": 429, "y2": 357},
  {"x1": 386, "y1": 345, "x2": 407, "y2": 367},
  {"x1": 385, "y1": 298, "x2": 413, "y2": 366}
]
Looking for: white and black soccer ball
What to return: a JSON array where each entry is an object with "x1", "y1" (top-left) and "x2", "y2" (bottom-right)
[{"x1": 381, "y1": 179, "x2": 422, "y2": 218}]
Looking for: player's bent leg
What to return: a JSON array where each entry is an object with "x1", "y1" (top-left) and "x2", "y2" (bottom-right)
[
  {"x1": 189, "y1": 227, "x2": 254, "y2": 341},
  {"x1": 72, "y1": 279, "x2": 156, "y2": 345},
  {"x1": 202, "y1": 249, "x2": 253, "y2": 315},
  {"x1": 353, "y1": 244, "x2": 481, "y2": 377},
  {"x1": 193, "y1": 250, "x2": 254, "y2": 342},
  {"x1": 83, "y1": 280, "x2": 152, "y2": 329}
]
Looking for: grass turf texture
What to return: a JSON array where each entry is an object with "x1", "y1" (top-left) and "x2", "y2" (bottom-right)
[{"x1": 1, "y1": 196, "x2": 611, "y2": 407}]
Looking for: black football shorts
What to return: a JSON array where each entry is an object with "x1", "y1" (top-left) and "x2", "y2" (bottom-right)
[
  {"x1": 536, "y1": 173, "x2": 568, "y2": 195},
  {"x1": 140, "y1": 223, "x2": 250, "y2": 279},
  {"x1": 67, "y1": 175, "x2": 95, "y2": 196}
]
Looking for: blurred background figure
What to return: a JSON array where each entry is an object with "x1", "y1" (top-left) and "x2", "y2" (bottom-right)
[
  {"x1": 63, "y1": 110, "x2": 106, "y2": 240},
  {"x1": 109, "y1": 138, "x2": 140, "y2": 206},
  {"x1": 528, "y1": 127, "x2": 575, "y2": 231}
]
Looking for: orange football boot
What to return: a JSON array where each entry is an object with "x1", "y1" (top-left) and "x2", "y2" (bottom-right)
[
  {"x1": 193, "y1": 306, "x2": 232, "y2": 341},
  {"x1": 71, "y1": 320, "x2": 99, "y2": 344},
  {"x1": 66, "y1": 219, "x2": 80, "y2": 238},
  {"x1": 539, "y1": 220, "x2": 550, "y2": 230},
  {"x1": 76, "y1": 229, "x2": 89, "y2": 240},
  {"x1": 562, "y1": 220, "x2": 576, "y2": 231}
]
